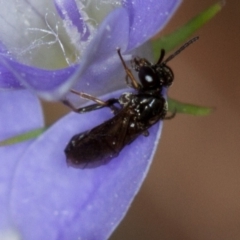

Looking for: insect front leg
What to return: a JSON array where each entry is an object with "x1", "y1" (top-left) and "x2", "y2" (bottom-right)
[{"x1": 117, "y1": 48, "x2": 141, "y2": 90}]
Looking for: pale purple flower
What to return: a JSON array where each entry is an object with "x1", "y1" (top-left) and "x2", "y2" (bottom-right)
[{"x1": 0, "y1": 0, "x2": 181, "y2": 239}]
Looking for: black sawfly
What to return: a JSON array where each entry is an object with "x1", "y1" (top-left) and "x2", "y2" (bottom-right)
[{"x1": 63, "y1": 37, "x2": 199, "y2": 168}]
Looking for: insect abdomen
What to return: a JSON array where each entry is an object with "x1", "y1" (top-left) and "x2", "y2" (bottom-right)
[{"x1": 65, "y1": 130, "x2": 120, "y2": 168}]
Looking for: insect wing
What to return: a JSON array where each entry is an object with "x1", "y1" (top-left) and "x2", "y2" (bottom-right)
[{"x1": 65, "y1": 108, "x2": 139, "y2": 168}]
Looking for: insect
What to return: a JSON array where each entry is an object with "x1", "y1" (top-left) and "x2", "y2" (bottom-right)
[{"x1": 63, "y1": 37, "x2": 199, "y2": 168}]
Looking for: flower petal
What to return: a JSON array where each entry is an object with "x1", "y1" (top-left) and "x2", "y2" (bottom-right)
[
  {"x1": 0, "y1": 0, "x2": 72, "y2": 67},
  {"x1": 0, "y1": 90, "x2": 44, "y2": 232},
  {"x1": 0, "y1": 7, "x2": 131, "y2": 101},
  {"x1": 64, "y1": 7, "x2": 132, "y2": 103},
  {"x1": 0, "y1": 57, "x2": 77, "y2": 94},
  {"x1": 0, "y1": 90, "x2": 44, "y2": 141},
  {"x1": 10, "y1": 90, "x2": 162, "y2": 240},
  {"x1": 124, "y1": 0, "x2": 182, "y2": 51},
  {"x1": 0, "y1": 62, "x2": 24, "y2": 89},
  {"x1": 54, "y1": 0, "x2": 90, "y2": 41},
  {"x1": 0, "y1": 56, "x2": 78, "y2": 99}
]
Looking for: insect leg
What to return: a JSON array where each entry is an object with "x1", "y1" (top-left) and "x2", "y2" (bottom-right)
[
  {"x1": 142, "y1": 130, "x2": 149, "y2": 136},
  {"x1": 62, "y1": 89, "x2": 120, "y2": 114},
  {"x1": 164, "y1": 111, "x2": 177, "y2": 120},
  {"x1": 117, "y1": 48, "x2": 140, "y2": 90},
  {"x1": 70, "y1": 89, "x2": 107, "y2": 106}
]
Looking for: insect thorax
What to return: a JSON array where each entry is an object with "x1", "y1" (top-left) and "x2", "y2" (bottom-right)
[{"x1": 119, "y1": 91, "x2": 167, "y2": 124}]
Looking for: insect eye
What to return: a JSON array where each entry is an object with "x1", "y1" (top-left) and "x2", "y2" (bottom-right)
[{"x1": 138, "y1": 66, "x2": 159, "y2": 89}]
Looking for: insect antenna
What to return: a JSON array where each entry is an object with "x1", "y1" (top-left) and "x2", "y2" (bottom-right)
[
  {"x1": 156, "y1": 49, "x2": 166, "y2": 65},
  {"x1": 163, "y1": 36, "x2": 199, "y2": 64}
]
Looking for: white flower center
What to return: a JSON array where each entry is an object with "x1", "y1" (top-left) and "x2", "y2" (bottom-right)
[
  {"x1": 0, "y1": 228, "x2": 21, "y2": 240},
  {"x1": 0, "y1": 0, "x2": 122, "y2": 68}
]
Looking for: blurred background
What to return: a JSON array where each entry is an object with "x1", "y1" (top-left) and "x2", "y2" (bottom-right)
[{"x1": 43, "y1": 0, "x2": 240, "y2": 239}]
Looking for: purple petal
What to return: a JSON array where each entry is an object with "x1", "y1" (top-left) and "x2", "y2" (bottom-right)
[
  {"x1": 0, "y1": 56, "x2": 78, "y2": 100},
  {"x1": 9, "y1": 90, "x2": 162, "y2": 240},
  {"x1": 0, "y1": 1, "x2": 179, "y2": 102},
  {"x1": 0, "y1": 8, "x2": 130, "y2": 101},
  {"x1": 0, "y1": 63, "x2": 24, "y2": 89},
  {"x1": 0, "y1": 90, "x2": 44, "y2": 232},
  {"x1": 124, "y1": 0, "x2": 182, "y2": 51},
  {"x1": 54, "y1": 0, "x2": 90, "y2": 41},
  {"x1": 0, "y1": 90, "x2": 44, "y2": 142},
  {"x1": 66, "y1": 7, "x2": 131, "y2": 103}
]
